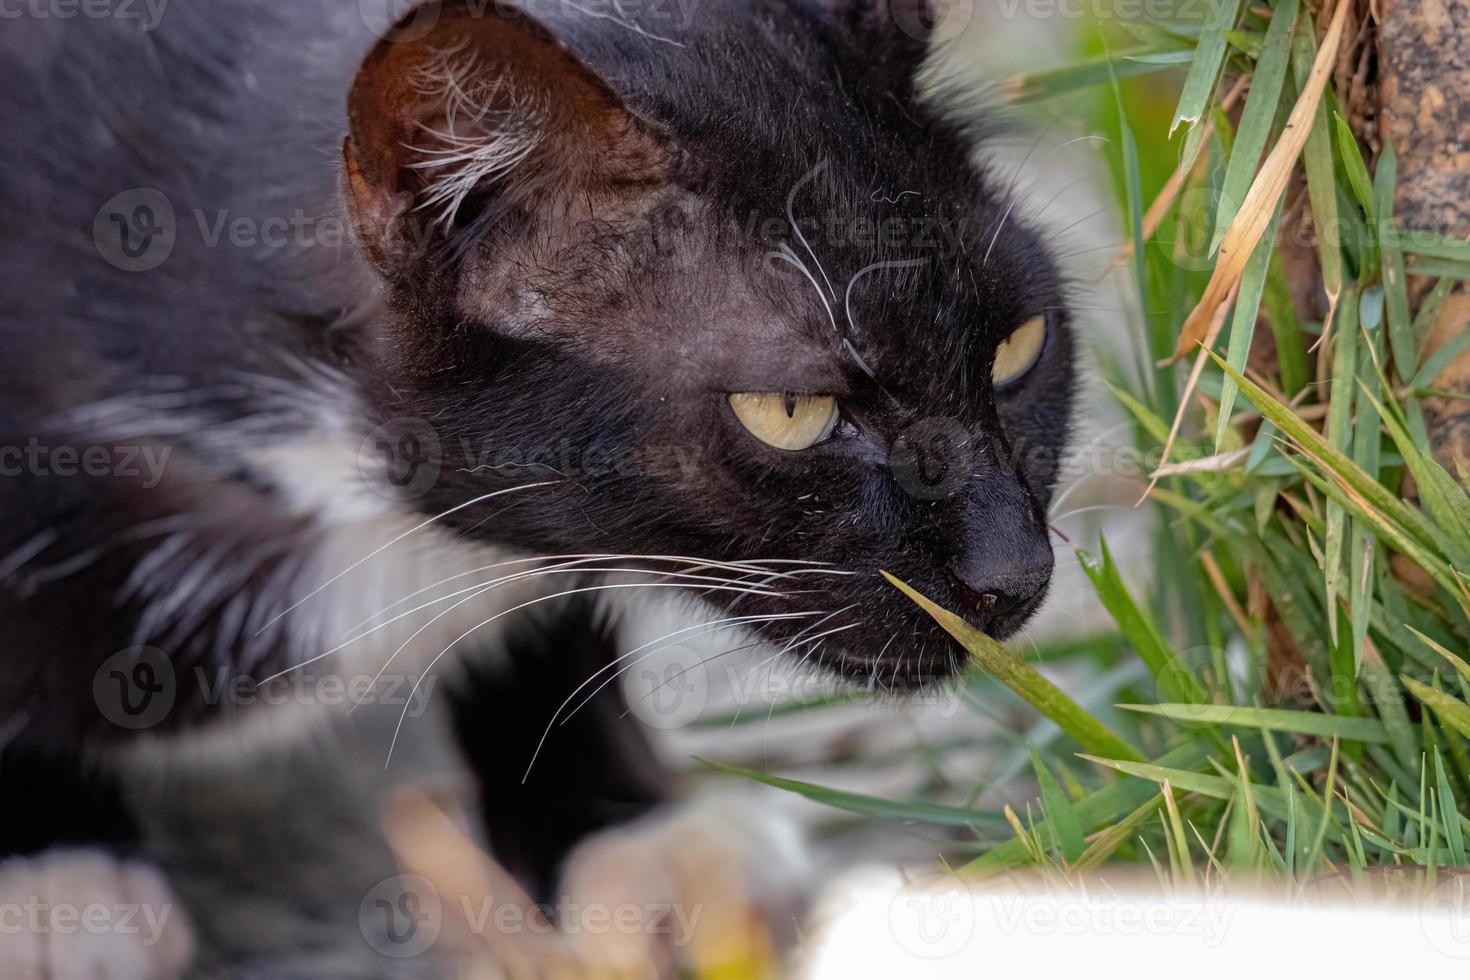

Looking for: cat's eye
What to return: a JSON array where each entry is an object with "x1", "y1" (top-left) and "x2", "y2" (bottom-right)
[
  {"x1": 728, "y1": 392, "x2": 839, "y2": 450},
  {"x1": 992, "y1": 315, "x2": 1047, "y2": 387}
]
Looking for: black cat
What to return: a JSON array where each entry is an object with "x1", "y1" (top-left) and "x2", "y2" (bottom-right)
[{"x1": 0, "y1": 0, "x2": 1072, "y2": 971}]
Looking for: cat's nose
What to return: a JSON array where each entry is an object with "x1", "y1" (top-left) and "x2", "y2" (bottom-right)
[{"x1": 946, "y1": 549, "x2": 1052, "y2": 628}]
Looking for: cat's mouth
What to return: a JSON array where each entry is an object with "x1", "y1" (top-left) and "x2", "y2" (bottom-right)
[
  {"x1": 806, "y1": 592, "x2": 1048, "y2": 687},
  {"x1": 675, "y1": 562, "x2": 1052, "y2": 689}
]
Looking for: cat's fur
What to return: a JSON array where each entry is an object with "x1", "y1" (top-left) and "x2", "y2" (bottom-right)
[{"x1": 0, "y1": 0, "x2": 1073, "y2": 933}]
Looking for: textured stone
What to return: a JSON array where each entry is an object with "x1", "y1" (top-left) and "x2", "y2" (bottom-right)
[{"x1": 1378, "y1": 0, "x2": 1470, "y2": 471}]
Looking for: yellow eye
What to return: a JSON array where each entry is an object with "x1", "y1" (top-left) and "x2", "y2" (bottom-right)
[
  {"x1": 992, "y1": 315, "x2": 1047, "y2": 386},
  {"x1": 728, "y1": 393, "x2": 839, "y2": 450}
]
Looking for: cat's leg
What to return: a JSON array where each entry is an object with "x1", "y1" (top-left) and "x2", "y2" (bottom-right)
[
  {"x1": 447, "y1": 597, "x2": 812, "y2": 974},
  {"x1": 0, "y1": 849, "x2": 194, "y2": 980}
]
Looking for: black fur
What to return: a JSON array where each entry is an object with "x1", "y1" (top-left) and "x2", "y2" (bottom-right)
[{"x1": 448, "y1": 597, "x2": 670, "y2": 903}]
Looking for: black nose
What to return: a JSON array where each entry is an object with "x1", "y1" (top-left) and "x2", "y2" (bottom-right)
[{"x1": 947, "y1": 548, "x2": 1052, "y2": 627}]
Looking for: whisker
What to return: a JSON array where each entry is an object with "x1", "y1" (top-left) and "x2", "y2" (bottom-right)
[
  {"x1": 260, "y1": 563, "x2": 792, "y2": 686},
  {"x1": 519, "y1": 609, "x2": 822, "y2": 782},
  {"x1": 618, "y1": 637, "x2": 775, "y2": 719},
  {"x1": 771, "y1": 242, "x2": 837, "y2": 332},
  {"x1": 255, "y1": 481, "x2": 559, "y2": 635},
  {"x1": 730, "y1": 607, "x2": 862, "y2": 728},
  {"x1": 1049, "y1": 503, "x2": 1145, "y2": 523},
  {"x1": 382, "y1": 582, "x2": 813, "y2": 768},
  {"x1": 351, "y1": 566, "x2": 796, "y2": 703},
  {"x1": 787, "y1": 159, "x2": 836, "y2": 299},
  {"x1": 985, "y1": 130, "x2": 1107, "y2": 266}
]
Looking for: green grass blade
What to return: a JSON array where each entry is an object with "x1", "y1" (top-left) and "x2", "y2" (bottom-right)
[
  {"x1": 1078, "y1": 539, "x2": 1213, "y2": 707},
  {"x1": 1216, "y1": 201, "x2": 1285, "y2": 449},
  {"x1": 1003, "y1": 50, "x2": 1193, "y2": 104},
  {"x1": 884, "y1": 572, "x2": 1146, "y2": 763},
  {"x1": 1325, "y1": 285, "x2": 1361, "y2": 640},
  {"x1": 1119, "y1": 703, "x2": 1396, "y2": 743},
  {"x1": 1209, "y1": 0, "x2": 1298, "y2": 253},
  {"x1": 1171, "y1": 0, "x2": 1243, "y2": 136},
  {"x1": 1032, "y1": 752, "x2": 1086, "y2": 863},
  {"x1": 1211, "y1": 351, "x2": 1445, "y2": 557},
  {"x1": 1412, "y1": 328, "x2": 1470, "y2": 390},
  {"x1": 1403, "y1": 675, "x2": 1470, "y2": 740},
  {"x1": 964, "y1": 743, "x2": 1214, "y2": 875},
  {"x1": 1374, "y1": 141, "x2": 1415, "y2": 378},
  {"x1": 697, "y1": 759, "x2": 1004, "y2": 829},
  {"x1": 1333, "y1": 111, "x2": 1375, "y2": 218},
  {"x1": 1435, "y1": 749, "x2": 1467, "y2": 865}
]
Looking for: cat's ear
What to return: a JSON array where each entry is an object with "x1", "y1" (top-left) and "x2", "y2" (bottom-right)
[{"x1": 343, "y1": 0, "x2": 673, "y2": 274}]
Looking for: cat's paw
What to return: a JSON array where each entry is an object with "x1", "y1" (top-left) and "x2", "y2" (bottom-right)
[
  {"x1": 0, "y1": 850, "x2": 194, "y2": 980},
  {"x1": 555, "y1": 792, "x2": 811, "y2": 976}
]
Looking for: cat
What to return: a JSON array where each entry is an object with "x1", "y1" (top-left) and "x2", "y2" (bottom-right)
[{"x1": 0, "y1": 0, "x2": 1074, "y2": 973}]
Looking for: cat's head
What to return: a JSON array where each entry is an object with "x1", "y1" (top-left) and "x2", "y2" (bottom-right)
[{"x1": 341, "y1": 0, "x2": 1073, "y2": 685}]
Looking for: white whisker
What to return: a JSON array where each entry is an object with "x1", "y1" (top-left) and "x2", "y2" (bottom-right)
[
  {"x1": 382, "y1": 582, "x2": 812, "y2": 768},
  {"x1": 519, "y1": 609, "x2": 823, "y2": 782},
  {"x1": 787, "y1": 159, "x2": 836, "y2": 298},
  {"x1": 255, "y1": 482, "x2": 558, "y2": 635},
  {"x1": 771, "y1": 242, "x2": 837, "y2": 331},
  {"x1": 985, "y1": 134, "x2": 1108, "y2": 266},
  {"x1": 342, "y1": 566, "x2": 793, "y2": 705}
]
